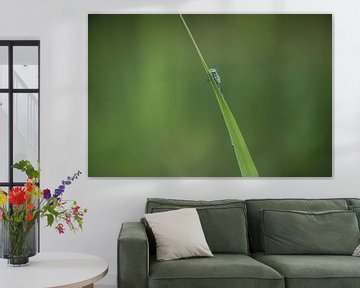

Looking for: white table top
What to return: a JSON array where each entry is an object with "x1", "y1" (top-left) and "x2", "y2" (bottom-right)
[{"x1": 0, "y1": 252, "x2": 108, "y2": 288}]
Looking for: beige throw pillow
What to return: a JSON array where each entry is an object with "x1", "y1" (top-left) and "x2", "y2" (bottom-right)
[
  {"x1": 353, "y1": 244, "x2": 360, "y2": 256},
  {"x1": 145, "y1": 208, "x2": 213, "y2": 261}
]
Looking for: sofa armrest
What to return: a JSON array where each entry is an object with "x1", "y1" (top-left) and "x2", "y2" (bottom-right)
[{"x1": 118, "y1": 222, "x2": 149, "y2": 288}]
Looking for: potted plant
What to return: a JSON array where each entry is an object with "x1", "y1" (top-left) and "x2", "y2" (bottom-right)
[{"x1": 0, "y1": 160, "x2": 87, "y2": 266}]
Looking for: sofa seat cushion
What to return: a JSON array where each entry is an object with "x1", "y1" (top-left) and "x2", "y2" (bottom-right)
[
  {"x1": 149, "y1": 254, "x2": 284, "y2": 288},
  {"x1": 252, "y1": 252, "x2": 360, "y2": 288}
]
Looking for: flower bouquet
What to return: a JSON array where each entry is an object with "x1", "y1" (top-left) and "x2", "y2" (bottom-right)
[{"x1": 0, "y1": 160, "x2": 87, "y2": 266}]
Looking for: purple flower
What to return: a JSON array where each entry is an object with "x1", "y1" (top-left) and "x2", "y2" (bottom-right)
[
  {"x1": 54, "y1": 189, "x2": 63, "y2": 198},
  {"x1": 43, "y1": 189, "x2": 51, "y2": 200},
  {"x1": 54, "y1": 171, "x2": 82, "y2": 199}
]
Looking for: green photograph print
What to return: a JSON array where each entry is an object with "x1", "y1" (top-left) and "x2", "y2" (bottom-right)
[{"x1": 88, "y1": 14, "x2": 332, "y2": 177}]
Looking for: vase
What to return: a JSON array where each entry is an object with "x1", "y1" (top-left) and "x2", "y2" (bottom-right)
[{"x1": 0, "y1": 220, "x2": 37, "y2": 266}]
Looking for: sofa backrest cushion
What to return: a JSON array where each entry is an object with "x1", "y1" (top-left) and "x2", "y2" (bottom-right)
[
  {"x1": 145, "y1": 198, "x2": 249, "y2": 254},
  {"x1": 246, "y1": 198, "x2": 349, "y2": 252},
  {"x1": 348, "y1": 198, "x2": 360, "y2": 207},
  {"x1": 348, "y1": 199, "x2": 360, "y2": 225},
  {"x1": 347, "y1": 199, "x2": 360, "y2": 228},
  {"x1": 261, "y1": 209, "x2": 359, "y2": 255}
]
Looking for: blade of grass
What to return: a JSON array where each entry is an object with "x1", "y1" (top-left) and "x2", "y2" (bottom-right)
[{"x1": 179, "y1": 14, "x2": 259, "y2": 177}]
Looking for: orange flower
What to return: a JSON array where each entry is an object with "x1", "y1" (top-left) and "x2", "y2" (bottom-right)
[
  {"x1": 26, "y1": 214, "x2": 33, "y2": 221},
  {"x1": 25, "y1": 182, "x2": 33, "y2": 192},
  {"x1": 24, "y1": 193, "x2": 31, "y2": 200},
  {"x1": 26, "y1": 203, "x2": 34, "y2": 210}
]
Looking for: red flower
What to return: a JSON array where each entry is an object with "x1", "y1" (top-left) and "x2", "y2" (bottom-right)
[
  {"x1": 24, "y1": 193, "x2": 31, "y2": 200},
  {"x1": 56, "y1": 223, "x2": 65, "y2": 234},
  {"x1": 65, "y1": 214, "x2": 71, "y2": 225},
  {"x1": 25, "y1": 182, "x2": 33, "y2": 192},
  {"x1": 26, "y1": 203, "x2": 34, "y2": 210},
  {"x1": 9, "y1": 187, "x2": 26, "y2": 205},
  {"x1": 72, "y1": 205, "x2": 80, "y2": 215},
  {"x1": 26, "y1": 214, "x2": 33, "y2": 221}
]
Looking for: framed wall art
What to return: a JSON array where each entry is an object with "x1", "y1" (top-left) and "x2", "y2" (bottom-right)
[{"x1": 88, "y1": 14, "x2": 332, "y2": 177}]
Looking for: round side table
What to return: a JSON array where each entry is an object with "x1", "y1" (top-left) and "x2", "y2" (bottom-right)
[{"x1": 0, "y1": 252, "x2": 108, "y2": 288}]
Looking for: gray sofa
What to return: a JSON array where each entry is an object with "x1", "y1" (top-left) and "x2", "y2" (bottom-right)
[{"x1": 118, "y1": 198, "x2": 360, "y2": 288}]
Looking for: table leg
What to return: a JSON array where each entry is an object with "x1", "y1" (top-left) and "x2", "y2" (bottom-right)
[{"x1": 82, "y1": 284, "x2": 94, "y2": 288}]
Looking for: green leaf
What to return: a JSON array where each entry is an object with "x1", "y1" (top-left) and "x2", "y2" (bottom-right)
[
  {"x1": 12, "y1": 160, "x2": 29, "y2": 169},
  {"x1": 77, "y1": 219, "x2": 83, "y2": 230},
  {"x1": 46, "y1": 205, "x2": 60, "y2": 217},
  {"x1": 47, "y1": 214, "x2": 55, "y2": 227},
  {"x1": 179, "y1": 15, "x2": 259, "y2": 177},
  {"x1": 12, "y1": 160, "x2": 40, "y2": 180}
]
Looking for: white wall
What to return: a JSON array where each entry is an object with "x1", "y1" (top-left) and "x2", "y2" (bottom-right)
[{"x1": 1, "y1": 0, "x2": 360, "y2": 285}]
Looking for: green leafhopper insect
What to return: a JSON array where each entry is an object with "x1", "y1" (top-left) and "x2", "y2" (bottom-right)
[{"x1": 209, "y1": 68, "x2": 222, "y2": 91}]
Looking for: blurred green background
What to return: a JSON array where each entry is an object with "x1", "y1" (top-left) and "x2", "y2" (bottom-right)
[{"x1": 88, "y1": 14, "x2": 332, "y2": 177}]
